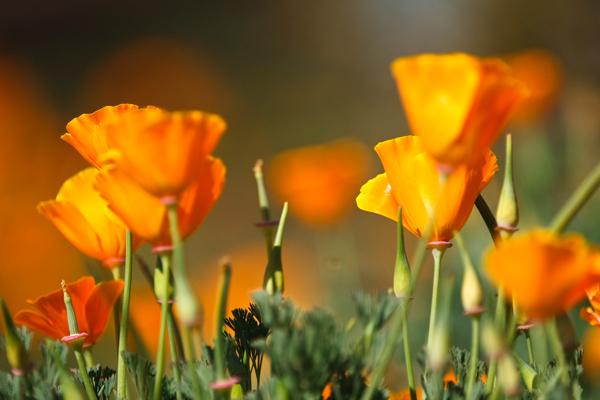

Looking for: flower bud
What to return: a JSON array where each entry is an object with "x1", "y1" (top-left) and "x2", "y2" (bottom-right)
[
  {"x1": 394, "y1": 208, "x2": 411, "y2": 298},
  {"x1": 264, "y1": 203, "x2": 288, "y2": 295},
  {"x1": 177, "y1": 282, "x2": 202, "y2": 327},
  {"x1": 514, "y1": 354, "x2": 538, "y2": 391},
  {"x1": 455, "y1": 233, "x2": 484, "y2": 316},
  {"x1": 498, "y1": 354, "x2": 522, "y2": 396},
  {"x1": 482, "y1": 320, "x2": 504, "y2": 361},
  {"x1": 153, "y1": 260, "x2": 173, "y2": 303},
  {"x1": 496, "y1": 134, "x2": 519, "y2": 233},
  {"x1": 0, "y1": 299, "x2": 28, "y2": 374},
  {"x1": 427, "y1": 323, "x2": 449, "y2": 372}
]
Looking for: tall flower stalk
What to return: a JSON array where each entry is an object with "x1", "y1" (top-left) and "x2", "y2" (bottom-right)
[{"x1": 116, "y1": 231, "x2": 133, "y2": 399}]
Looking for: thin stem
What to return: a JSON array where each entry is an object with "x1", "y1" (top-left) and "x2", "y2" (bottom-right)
[
  {"x1": 401, "y1": 311, "x2": 416, "y2": 400},
  {"x1": 83, "y1": 348, "x2": 94, "y2": 368},
  {"x1": 427, "y1": 248, "x2": 445, "y2": 349},
  {"x1": 214, "y1": 263, "x2": 232, "y2": 382},
  {"x1": 111, "y1": 267, "x2": 122, "y2": 344},
  {"x1": 116, "y1": 231, "x2": 133, "y2": 399},
  {"x1": 546, "y1": 319, "x2": 569, "y2": 385},
  {"x1": 360, "y1": 226, "x2": 431, "y2": 400},
  {"x1": 75, "y1": 349, "x2": 98, "y2": 400},
  {"x1": 550, "y1": 160, "x2": 600, "y2": 233},
  {"x1": 525, "y1": 331, "x2": 535, "y2": 365},
  {"x1": 167, "y1": 310, "x2": 183, "y2": 400},
  {"x1": 153, "y1": 254, "x2": 172, "y2": 400},
  {"x1": 253, "y1": 160, "x2": 274, "y2": 253},
  {"x1": 466, "y1": 317, "x2": 480, "y2": 400}
]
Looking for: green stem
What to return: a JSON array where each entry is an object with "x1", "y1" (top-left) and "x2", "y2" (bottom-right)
[
  {"x1": 167, "y1": 310, "x2": 183, "y2": 400},
  {"x1": 427, "y1": 248, "x2": 445, "y2": 349},
  {"x1": 401, "y1": 311, "x2": 416, "y2": 400},
  {"x1": 466, "y1": 317, "x2": 480, "y2": 400},
  {"x1": 254, "y1": 159, "x2": 274, "y2": 253},
  {"x1": 116, "y1": 231, "x2": 133, "y2": 399},
  {"x1": 525, "y1": 331, "x2": 535, "y2": 365},
  {"x1": 550, "y1": 160, "x2": 600, "y2": 233},
  {"x1": 111, "y1": 267, "x2": 122, "y2": 345},
  {"x1": 546, "y1": 319, "x2": 569, "y2": 385},
  {"x1": 75, "y1": 349, "x2": 97, "y2": 400},
  {"x1": 214, "y1": 263, "x2": 232, "y2": 382},
  {"x1": 360, "y1": 227, "x2": 431, "y2": 400},
  {"x1": 83, "y1": 348, "x2": 94, "y2": 368},
  {"x1": 153, "y1": 254, "x2": 172, "y2": 400},
  {"x1": 182, "y1": 326, "x2": 202, "y2": 399}
]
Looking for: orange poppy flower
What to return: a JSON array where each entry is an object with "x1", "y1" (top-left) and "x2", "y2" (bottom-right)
[
  {"x1": 14, "y1": 276, "x2": 123, "y2": 348},
  {"x1": 485, "y1": 230, "x2": 600, "y2": 320},
  {"x1": 356, "y1": 136, "x2": 497, "y2": 242},
  {"x1": 38, "y1": 168, "x2": 132, "y2": 267},
  {"x1": 391, "y1": 53, "x2": 528, "y2": 166},
  {"x1": 95, "y1": 156, "x2": 226, "y2": 250},
  {"x1": 61, "y1": 104, "x2": 144, "y2": 168},
  {"x1": 581, "y1": 285, "x2": 600, "y2": 327},
  {"x1": 387, "y1": 371, "x2": 474, "y2": 400},
  {"x1": 504, "y1": 49, "x2": 563, "y2": 123},
  {"x1": 103, "y1": 107, "x2": 226, "y2": 200},
  {"x1": 268, "y1": 139, "x2": 370, "y2": 227}
]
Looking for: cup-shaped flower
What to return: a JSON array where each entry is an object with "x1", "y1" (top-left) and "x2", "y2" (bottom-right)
[
  {"x1": 103, "y1": 107, "x2": 226, "y2": 199},
  {"x1": 95, "y1": 156, "x2": 225, "y2": 251},
  {"x1": 485, "y1": 230, "x2": 600, "y2": 320},
  {"x1": 268, "y1": 139, "x2": 370, "y2": 227},
  {"x1": 391, "y1": 53, "x2": 528, "y2": 166},
  {"x1": 14, "y1": 276, "x2": 123, "y2": 348},
  {"x1": 38, "y1": 168, "x2": 132, "y2": 267},
  {"x1": 356, "y1": 136, "x2": 498, "y2": 242},
  {"x1": 61, "y1": 104, "x2": 144, "y2": 168},
  {"x1": 581, "y1": 285, "x2": 600, "y2": 327}
]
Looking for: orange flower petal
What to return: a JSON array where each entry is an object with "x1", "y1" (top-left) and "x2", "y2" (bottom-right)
[
  {"x1": 85, "y1": 280, "x2": 124, "y2": 344},
  {"x1": 62, "y1": 104, "x2": 141, "y2": 168},
  {"x1": 14, "y1": 310, "x2": 63, "y2": 341},
  {"x1": 105, "y1": 108, "x2": 226, "y2": 197},
  {"x1": 356, "y1": 173, "x2": 400, "y2": 221}
]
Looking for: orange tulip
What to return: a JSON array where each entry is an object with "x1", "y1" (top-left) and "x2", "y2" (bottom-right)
[
  {"x1": 268, "y1": 139, "x2": 370, "y2": 227},
  {"x1": 103, "y1": 107, "x2": 226, "y2": 200},
  {"x1": 504, "y1": 49, "x2": 563, "y2": 123},
  {"x1": 14, "y1": 276, "x2": 123, "y2": 348},
  {"x1": 391, "y1": 53, "x2": 528, "y2": 166},
  {"x1": 38, "y1": 168, "x2": 131, "y2": 267},
  {"x1": 61, "y1": 104, "x2": 144, "y2": 168},
  {"x1": 95, "y1": 156, "x2": 226, "y2": 250},
  {"x1": 356, "y1": 135, "x2": 497, "y2": 242},
  {"x1": 485, "y1": 230, "x2": 600, "y2": 320},
  {"x1": 581, "y1": 285, "x2": 600, "y2": 327}
]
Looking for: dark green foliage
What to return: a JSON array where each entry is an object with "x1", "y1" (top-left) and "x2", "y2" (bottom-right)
[{"x1": 85, "y1": 366, "x2": 116, "y2": 399}]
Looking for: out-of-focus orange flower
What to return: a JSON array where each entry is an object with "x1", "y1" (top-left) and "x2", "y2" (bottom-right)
[
  {"x1": 583, "y1": 327, "x2": 600, "y2": 379},
  {"x1": 485, "y1": 230, "x2": 600, "y2": 320},
  {"x1": 96, "y1": 156, "x2": 226, "y2": 249},
  {"x1": 38, "y1": 168, "x2": 132, "y2": 267},
  {"x1": 356, "y1": 136, "x2": 497, "y2": 242},
  {"x1": 504, "y1": 49, "x2": 563, "y2": 123},
  {"x1": 104, "y1": 107, "x2": 226, "y2": 199},
  {"x1": 14, "y1": 276, "x2": 123, "y2": 348},
  {"x1": 387, "y1": 371, "x2": 469, "y2": 399},
  {"x1": 581, "y1": 285, "x2": 600, "y2": 327},
  {"x1": 268, "y1": 139, "x2": 370, "y2": 227},
  {"x1": 61, "y1": 104, "x2": 143, "y2": 168},
  {"x1": 391, "y1": 53, "x2": 528, "y2": 166}
]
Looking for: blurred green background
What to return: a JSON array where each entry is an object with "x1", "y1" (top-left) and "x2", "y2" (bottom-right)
[{"x1": 1, "y1": 0, "x2": 599, "y2": 389}]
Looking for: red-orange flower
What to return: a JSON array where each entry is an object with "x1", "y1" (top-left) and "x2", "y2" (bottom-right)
[
  {"x1": 14, "y1": 276, "x2": 123, "y2": 348},
  {"x1": 581, "y1": 285, "x2": 600, "y2": 327},
  {"x1": 268, "y1": 139, "x2": 370, "y2": 227},
  {"x1": 391, "y1": 53, "x2": 528, "y2": 166},
  {"x1": 61, "y1": 104, "x2": 144, "y2": 168},
  {"x1": 486, "y1": 230, "x2": 600, "y2": 320},
  {"x1": 103, "y1": 107, "x2": 226, "y2": 199},
  {"x1": 356, "y1": 136, "x2": 497, "y2": 242},
  {"x1": 38, "y1": 168, "x2": 132, "y2": 267},
  {"x1": 95, "y1": 156, "x2": 226, "y2": 249}
]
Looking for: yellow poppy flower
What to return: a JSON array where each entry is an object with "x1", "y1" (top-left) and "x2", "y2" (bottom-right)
[
  {"x1": 38, "y1": 168, "x2": 131, "y2": 267},
  {"x1": 391, "y1": 53, "x2": 528, "y2": 166},
  {"x1": 356, "y1": 135, "x2": 497, "y2": 242},
  {"x1": 485, "y1": 230, "x2": 600, "y2": 320}
]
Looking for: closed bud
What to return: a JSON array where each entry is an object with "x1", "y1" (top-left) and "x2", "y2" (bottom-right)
[
  {"x1": 427, "y1": 323, "x2": 450, "y2": 372},
  {"x1": 455, "y1": 233, "x2": 484, "y2": 316},
  {"x1": 153, "y1": 265, "x2": 173, "y2": 303},
  {"x1": 394, "y1": 208, "x2": 411, "y2": 298},
  {"x1": 514, "y1": 354, "x2": 538, "y2": 391},
  {"x1": 482, "y1": 320, "x2": 504, "y2": 361},
  {"x1": 496, "y1": 134, "x2": 519, "y2": 233},
  {"x1": 177, "y1": 282, "x2": 202, "y2": 327},
  {"x1": 0, "y1": 299, "x2": 28, "y2": 374},
  {"x1": 498, "y1": 354, "x2": 522, "y2": 396}
]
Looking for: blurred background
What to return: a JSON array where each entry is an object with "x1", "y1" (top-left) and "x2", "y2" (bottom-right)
[{"x1": 1, "y1": 0, "x2": 600, "y2": 390}]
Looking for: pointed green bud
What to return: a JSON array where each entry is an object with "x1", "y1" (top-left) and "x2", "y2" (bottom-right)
[
  {"x1": 230, "y1": 383, "x2": 244, "y2": 399},
  {"x1": 454, "y1": 233, "x2": 484, "y2": 316},
  {"x1": 0, "y1": 299, "x2": 28, "y2": 373},
  {"x1": 427, "y1": 279, "x2": 453, "y2": 372},
  {"x1": 263, "y1": 202, "x2": 288, "y2": 294},
  {"x1": 514, "y1": 353, "x2": 538, "y2": 391},
  {"x1": 498, "y1": 354, "x2": 521, "y2": 396},
  {"x1": 496, "y1": 134, "x2": 519, "y2": 234},
  {"x1": 154, "y1": 256, "x2": 173, "y2": 303},
  {"x1": 61, "y1": 280, "x2": 79, "y2": 335},
  {"x1": 254, "y1": 159, "x2": 274, "y2": 252},
  {"x1": 177, "y1": 281, "x2": 202, "y2": 328},
  {"x1": 393, "y1": 208, "x2": 411, "y2": 298}
]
